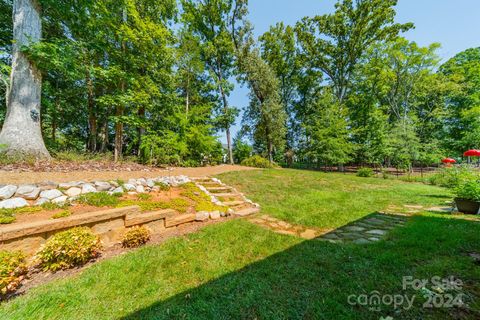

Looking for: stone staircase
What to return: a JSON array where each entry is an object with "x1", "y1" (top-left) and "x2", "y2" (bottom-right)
[{"x1": 192, "y1": 177, "x2": 260, "y2": 217}]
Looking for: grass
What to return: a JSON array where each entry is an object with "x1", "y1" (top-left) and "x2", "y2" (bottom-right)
[
  {"x1": 0, "y1": 169, "x2": 479, "y2": 319},
  {"x1": 218, "y1": 169, "x2": 453, "y2": 229}
]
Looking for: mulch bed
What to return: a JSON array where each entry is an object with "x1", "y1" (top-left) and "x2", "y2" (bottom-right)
[
  {"x1": 0, "y1": 160, "x2": 161, "y2": 173},
  {"x1": 3, "y1": 215, "x2": 237, "y2": 301}
]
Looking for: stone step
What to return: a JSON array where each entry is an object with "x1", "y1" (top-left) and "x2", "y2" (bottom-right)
[
  {"x1": 207, "y1": 187, "x2": 233, "y2": 193},
  {"x1": 222, "y1": 200, "x2": 246, "y2": 207},
  {"x1": 165, "y1": 213, "x2": 196, "y2": 227},
  {"x1": 234, "y1": 207, "x2": 260, "y2": 217},
  {"x1": 214, "y1": 193, "x2": 242, "y2": 198}
]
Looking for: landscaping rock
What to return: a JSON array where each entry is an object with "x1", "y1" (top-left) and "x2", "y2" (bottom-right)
[
  {"x1": 40, "y1": 189, "x2": 64, "y2": 200},
  {"x1": 137, "y1": 178, "x2": 148, "y2": 186},
  {"x1": 52, "y1": 196, "x2": 68, "y2": 204},
  {"x1": 81, "y1": 184, "x2": 97, "y2": 194},
  {"x1": 59, "y1": 181, "x2": 82, "y2": 189},
  {"x1": 0, "y1": 185, "x2": 17, "y2": 200},
  {"x1": 136, "y1": 185, "x2": 145, "y2": 193},
  {"x1": 123, "y1": 183, "x2": 136, "y2": 191},
  {"x1": 15, "y1": 185, "x2": 41, "y2": 200},
  {"x1": 34, "y1": 198, "x2": 50, "y2": 206},
  {"x1": 195, "y1": 211, "x2": 210, "y2": 221},
  {"x1": 95, "y1": 181, "x2": 111, "y2": 192},
  {"x1": 0, "y1": 197, "x2": 29, "y2": 209},
  {"x1": 111, "y1": 187, "x2": 124, "y2": 194},
  {"x1": 65, "y1": 187, "x2": 82, "y2": 197},
  {"x1": 127, "y1": 179, "x2": 137, "y2": 185},
  {"x1": 38, "y1": 181, "x2": 58, "y2": 190},
  {"x1": 209, "y1": 211, "x2": 221, "y2": 220},
  {"x1": 146, "y1": 179, "x2": 155, "y2": 188}
]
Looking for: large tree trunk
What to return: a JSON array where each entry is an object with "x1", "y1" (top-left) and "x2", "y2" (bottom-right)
[{"x1": 0, "y1": 0, "x2": 50, "y2": 158}]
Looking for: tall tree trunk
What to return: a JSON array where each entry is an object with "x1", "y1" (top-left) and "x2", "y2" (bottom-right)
[
  {"x1": 137, "y1": 106, "x2": 145, "y2": 156},
  {"x1": 219, "y1": 84, "x2": 233, "y2": 165},
  {"x1": 86, "y1": 67, "x2": 97, "y2": 152},
  {"x1": 114, "y1": 105, "x2": 123, "y2": 162},
  {"x1": 0, "y1": 0, "x2": 50, "y2": 158},
  {"x1": 99, "y1": 118, "x2": 109, "y2": 153},
  {"x1": 114, "y1": 7, "x2": 127, "y2": 163}
]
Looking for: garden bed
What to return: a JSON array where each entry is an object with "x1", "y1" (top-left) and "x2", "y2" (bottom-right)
[{"x1": 0, "y1": 179, "x2": 233, "y2": 258}]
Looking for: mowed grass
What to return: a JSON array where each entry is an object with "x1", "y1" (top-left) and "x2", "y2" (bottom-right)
[
  {"x1": 219, "y1": 169, "x2": 453, "y2": 228},
  {"x1": 1, "y1": 169, "x2": 479, "y2": 319}
]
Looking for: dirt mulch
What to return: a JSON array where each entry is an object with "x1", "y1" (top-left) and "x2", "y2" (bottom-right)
[{"x1": 0, "y1": 165, "x2": 257, "y2": 185}]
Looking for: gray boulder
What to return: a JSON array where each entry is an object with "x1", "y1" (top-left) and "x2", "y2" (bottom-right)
[
  {"x1": 0, "y1": 197, "x2": 29, "y2": 209},
  {"x1": 39, "y1": 189, "x2": 64, "y2": 200},
  {"x1": 15, "y1": 185, "x2": 41, "y2": 200},
  {"x1": 0, "y1": 185, "x2": 18, "y2": 200}
]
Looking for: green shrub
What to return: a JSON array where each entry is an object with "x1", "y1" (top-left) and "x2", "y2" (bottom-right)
[
  {"x1": 52, "y1": 210, "x2": 72, "y2": 219},
  {"x1": 0, "y1": 250, "x2": 27, "y2": 295},
  {"x1": 36, "y1": 227, "x2": 102, "y2": 271},
  {"x1": 0, "y1": 209, "x2": 15, "y2": 224},
  {"x1": 241, "y1": 155, "x2": 276, "y2": 168},
  {"x1": 122, "y1": 227, "x2": 151, "y2": 248},
  {"x1": 429, "y1": 166, "x2": 478, "y2": 188},
  {"x1": 78, "y1": 192, "x2": 120, "y2": 207},
  {"x1": 455, "y1": 180, "x2": 480, "y2": 201},
  {"x1": 356, "y1": 168, "x2": 374, "y2": 177}
]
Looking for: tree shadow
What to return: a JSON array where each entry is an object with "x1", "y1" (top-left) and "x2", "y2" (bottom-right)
[{"x1": 120, "y1": 215, "x2": 480, "y2": 320}]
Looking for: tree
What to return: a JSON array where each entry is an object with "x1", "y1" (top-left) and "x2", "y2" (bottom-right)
[
  {"x1": 237, "y1": 34, "x2": 287, "y2": 163},
  {"x1": 0, "y1": 0, "x2": 50, "y2": 158},
  {"x1": 295, "y1": 0, "x2": 412, "y2": 103},
  {"x1": 181, "y1": 0, "x2": 248, "y2": 164},
  {"x1": 440, "y1": 47, "x2": 480, "y2": 153},
  {"x1": 305, "y1": 91, "x2": 352, "y2": 169}
]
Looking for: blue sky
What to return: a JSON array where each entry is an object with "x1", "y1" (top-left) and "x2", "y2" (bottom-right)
[{"x1": 220, "y1": 0, "x2": 480, "y2": 143}]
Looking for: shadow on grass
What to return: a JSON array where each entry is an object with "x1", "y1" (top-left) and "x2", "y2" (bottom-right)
[{"x1": 121, "y1": 215, "x2": 480, "y2": 320}]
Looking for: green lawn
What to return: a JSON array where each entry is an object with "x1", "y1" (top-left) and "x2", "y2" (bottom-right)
[
  {"x1": 219, "y1": 169, "x2": 453, "y2": 229},
  {"x1": 1, "y1": 169, "x2": 479, "y2": 320}
]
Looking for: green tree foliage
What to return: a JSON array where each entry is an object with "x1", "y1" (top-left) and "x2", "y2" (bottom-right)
[
  {"x1": 295, "y1": 0, "x2": 413, "y2": 103},
  {"x1": 181, "y1": 0, "x2": 248, "y2": 164},
  {"x1": 305, "y1": 92, "x2": 352, "y2": 168},
  {"x1": 440, "y1": 47, "x2": 480, "y2": 153}
]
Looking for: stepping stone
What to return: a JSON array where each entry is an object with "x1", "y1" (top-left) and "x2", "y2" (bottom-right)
[
  {"x1": 353, "y1": 238, "x2": 371, "y2": 245},
  {"x1": 323, "y1": 233, "x2": 340, "y2": 240},
  {"x1": 368, "y1": 237, "x2": 381, "y2": 242},
  {"x1": 345, "y1": 226, "x2": 366, "y2": 232},
  {"x1": 300, "y1": 229, "x2": 317, "y2": 239},
  {"x1": 366, "y1": 229, "x2": 387, "y2": 236},
  {"x1": 404, "y1": 205, "x2": 423, "y2": 209},
  {"x1": 278, "y1": 221, "x2": 292, "y2": 229},
  {"x1": 341, "y1": 233, "x2": 363, "y2": 240},
  {"x1": 276, "y1": 230, "x2": 297, "y2": 236}
]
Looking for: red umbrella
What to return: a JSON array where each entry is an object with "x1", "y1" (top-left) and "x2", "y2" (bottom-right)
[
  {"x1": 464, "y1": 149, "x2": 480, "y2": 157},
  {"x1": 442, "y1": 158, "x2": 456, "y2": 164}
]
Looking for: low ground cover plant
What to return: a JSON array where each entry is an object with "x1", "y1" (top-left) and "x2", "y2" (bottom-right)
[
  {"x1": 241, "y1": 155, "x2": 277, "y2": 168},
  {"x1": 356, "y1": 167, "x2": 374, "y2": 177},
  {"x1": 78, "y1": 192, "x2": 121, "y2": 207},
  {"x1": 122, "y1": 227, "x2": 151, "y2": 248},
  {"x1": 51, "y1": 210, "x2": 72, "y2": 219},
  {"x1": 0, "y1": 250, "x2": 27, "y2": 296},
  {"x1": 36, "y1": 227, "x2": 102, "y2": 271}
]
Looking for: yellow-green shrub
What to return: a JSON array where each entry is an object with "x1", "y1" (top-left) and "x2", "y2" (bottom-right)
[
  {"x1": 241, "y1": 155, "x2": 276, "y2": 168},
  {"x1": 122, "y1": 227, "x2": 151, "y2": 248},
  {"x1": 36, "y1": 227, "x2": 102, "y2": 271},
  {"x1": 0, "y1": 250, "x2": 27, "y2": 295}
]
